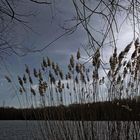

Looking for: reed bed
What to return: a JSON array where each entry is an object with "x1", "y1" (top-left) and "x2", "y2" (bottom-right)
[
  {"x1": 5, "y1": 38, "x2": 140, "y2": 139},
  {"x1": 10, "y1": 38, "x2": 140, "y2": 106}
]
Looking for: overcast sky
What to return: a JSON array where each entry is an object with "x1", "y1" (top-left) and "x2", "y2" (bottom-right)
[{"x1": 0, "y1": 0, "x2": 135, "y2": 107}]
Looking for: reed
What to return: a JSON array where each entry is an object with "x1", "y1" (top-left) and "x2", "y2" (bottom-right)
[{"x1": 5, "y1": 38, "x2": 140, "y2": 139}]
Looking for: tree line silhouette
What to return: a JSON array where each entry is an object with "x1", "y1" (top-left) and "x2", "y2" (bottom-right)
[{"x1": 0, "y1": 98, "x2": 140, "y2": 121}]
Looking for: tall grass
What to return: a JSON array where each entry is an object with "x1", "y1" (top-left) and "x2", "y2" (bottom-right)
[
  {"x1": 5, "y1": 38, "x2": 140, "y2": 139},
  {"x1": 14, "y1": 38, "x2": 140, "y2": 106}
]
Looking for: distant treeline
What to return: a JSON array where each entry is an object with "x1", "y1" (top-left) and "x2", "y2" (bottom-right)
[{"x1": 1, "y1": 99, "x2": 140, "y2": 120}]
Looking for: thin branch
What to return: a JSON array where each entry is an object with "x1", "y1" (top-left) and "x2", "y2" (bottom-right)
[{"x1": 30, "y1": 0, "x2": 51, "y2": 4}]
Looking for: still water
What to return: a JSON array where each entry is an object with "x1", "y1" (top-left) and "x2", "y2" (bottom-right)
[
  {"x1": 0, "y1": 121, "x2": 45, "y2": 140},
  {"x1": 0, "y1": 121, "x2": 140, "y2": 140}
]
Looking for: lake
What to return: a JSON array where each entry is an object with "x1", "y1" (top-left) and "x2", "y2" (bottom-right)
[{"x1": 0, "y1": 121, "x2": 140, "y2": 140}]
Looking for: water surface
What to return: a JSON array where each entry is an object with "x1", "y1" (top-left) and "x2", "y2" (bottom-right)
[{"x1": 0, "y1": 121, "x2": 139, "y2": 140}]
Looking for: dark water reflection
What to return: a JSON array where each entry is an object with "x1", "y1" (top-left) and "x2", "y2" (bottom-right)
[{"x1": 0, "y1": 121, "x2": 139, "y2": 140}]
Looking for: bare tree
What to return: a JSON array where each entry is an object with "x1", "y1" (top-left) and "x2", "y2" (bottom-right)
[
  {"x1": 70, "y1": 0, "x2": 140, "y2": 55},
  {"x1": 0, "y1": 0, "x2": 52, "y2": 58}
]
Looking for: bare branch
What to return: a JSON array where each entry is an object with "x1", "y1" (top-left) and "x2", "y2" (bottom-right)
[{"x1": 30, "y1": 0, "x2": 51, "y2": 4}]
